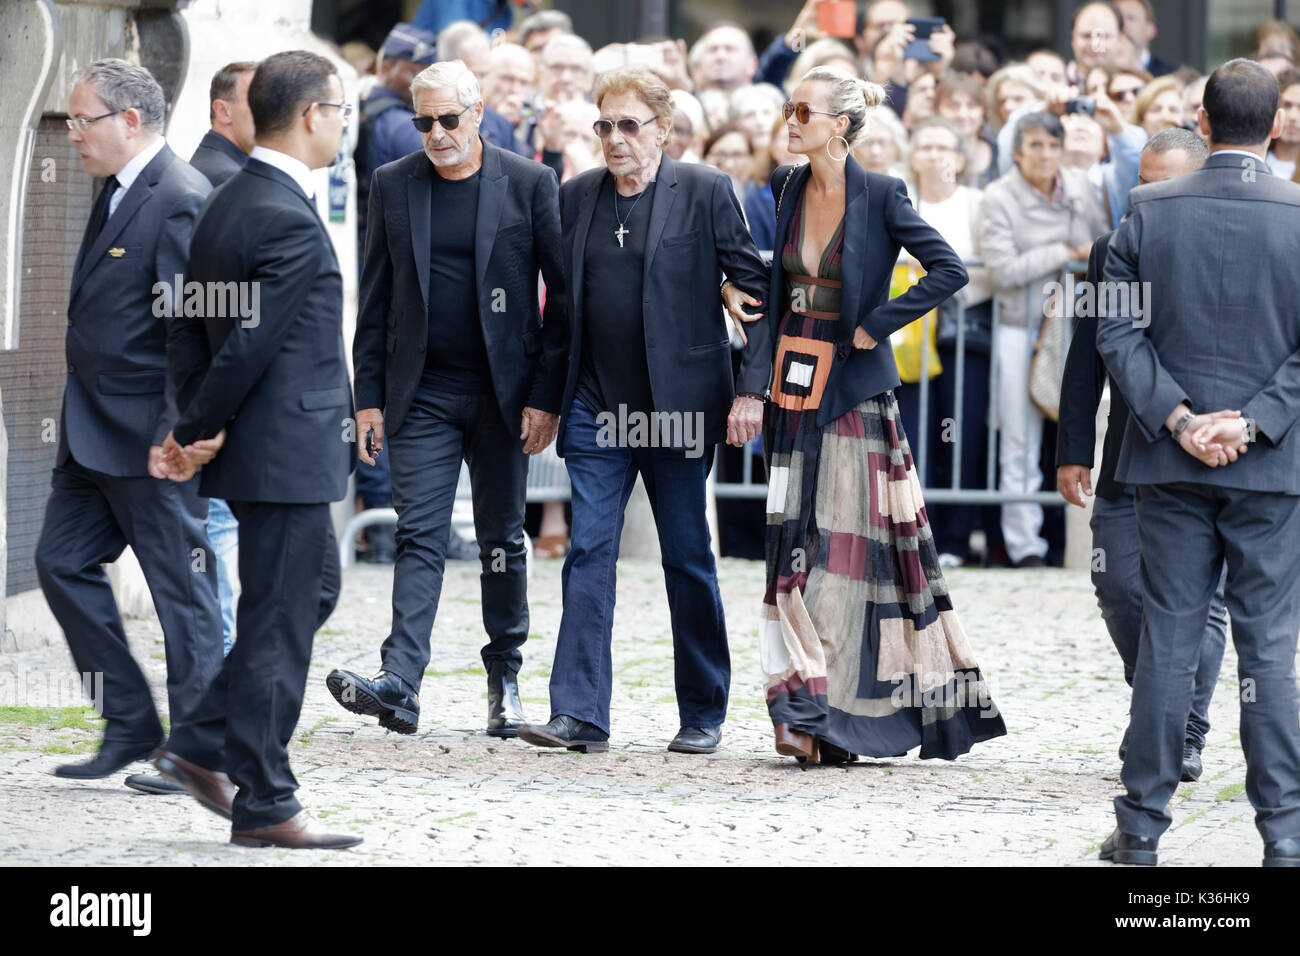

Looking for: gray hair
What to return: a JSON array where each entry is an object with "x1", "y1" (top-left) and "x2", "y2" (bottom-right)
[
  {"x1": 1012, "y1": 110, "x2": 1065, "y2": 152},
  {"x1": 518, "y1": 10, "x2": 573, "y2": 45},
  {"x1": 541, "y1": 33, "x2": 592, "y2": 68},
  {"x1": 411, "y1": 59, "x2": 481, "y2": 108},
  {"x1": 728, "y1": 82, "x2": 784, "y2": 120},
  {"x1": 1143, "y1": 126, "x2": 1209, "y2": 165},
  {"x1": 800, "y1": 66, "x2": 886, "y2": 147},
  {"x1": 688, "y1": 23, "x2": 756, "y2": 73},
  {"x1": 437, "y1": 20, "x2": 488, "y2": 63},
  {"x1": 72, "y1": 58, "x2": 166, "y2": 133}
]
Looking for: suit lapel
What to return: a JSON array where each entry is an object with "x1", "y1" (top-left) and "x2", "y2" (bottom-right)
[
  {"x1": 641, "y1": 152, "x2": 678, "y2": 289},
  {"x1": 474, "y1": 142, "x2": 506, "y2": 293},
  {"x1": 570, "y1": 170, "x2": 605, "y2": 337},
  {"x1": 72, "y1": 145, "x2": 172, "y2": 294},
  {"x1": 408, "y1": 162, "x2": 431, "y2": 315},
  {"x1": 837, "y1": 157, "x2": 869, "y2": 341}
]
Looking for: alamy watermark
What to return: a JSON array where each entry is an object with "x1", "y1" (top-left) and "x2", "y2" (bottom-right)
[
  {"x1": 152, "y1": 275, "x2": 260, "y2": 328},
  {"x1": 595, "y1": 404, "x2": 706, "y2": 459}
]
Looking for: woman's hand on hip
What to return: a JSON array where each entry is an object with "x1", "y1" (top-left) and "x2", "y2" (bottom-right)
[{"x1": 853, "y1": 326, "x2": 878, "y2": 350}]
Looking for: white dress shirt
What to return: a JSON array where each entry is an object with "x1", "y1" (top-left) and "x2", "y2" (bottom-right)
[
  {"x1": 109, "y1": 136, "x2": 166, "y2": 217},
  {"x1": 250, "y1": 145, "x2": 317, "y2": 201}
]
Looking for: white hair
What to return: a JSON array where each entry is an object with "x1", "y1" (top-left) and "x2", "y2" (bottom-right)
[{"x1": 411, "y1": 59, "x2": 481, "y2": 107}]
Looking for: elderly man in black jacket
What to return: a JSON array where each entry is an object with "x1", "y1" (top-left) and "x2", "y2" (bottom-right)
[
  {"x1": 517, "y1": 69, "x2": 769, "y2": 756},
  {"x1": 326, "y1": 58, "x2": 567, "y2": 740}
]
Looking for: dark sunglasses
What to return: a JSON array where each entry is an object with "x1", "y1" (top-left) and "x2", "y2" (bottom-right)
[
  {"x1": 592, "y1": 116, "x2": 657, "y2": 139},
  {"x1": 412, "y1": 105, "x2": 472, "y2": 132},
  {"x1": 783, "y1": 101, "x2": 837, "y2": 124}
]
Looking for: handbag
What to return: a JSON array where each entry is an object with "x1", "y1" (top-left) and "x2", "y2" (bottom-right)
[
  {"x1": 1029, "y1": 309, "x2": 1065, "y2": 421},
  {"x1": 889, "y1": 263, "x2": 942, "y2": 383}
]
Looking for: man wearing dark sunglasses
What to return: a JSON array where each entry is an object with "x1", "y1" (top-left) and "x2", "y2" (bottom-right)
[{"x1": 331, "y1": 58, "x2": 568, "y2": 742}]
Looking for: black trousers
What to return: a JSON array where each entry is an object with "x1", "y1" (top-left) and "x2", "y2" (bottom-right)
[
  {"x1": 166, "y1": 500, "x2": 337, "y2": 830},
  {"x1": 36, "y1": 454, "x2": 223, "y2": 743},
  {"x1": 378, "y1": 373, "x2": 529, "y2": 690}
]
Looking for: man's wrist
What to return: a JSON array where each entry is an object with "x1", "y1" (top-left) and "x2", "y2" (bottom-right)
[
  {"x1": 1241, "y1": 416, "x2": 1257, "y2": 444},
  {"x1": 1170, "y1": 410, "x2": 1195, "y2": 443}
]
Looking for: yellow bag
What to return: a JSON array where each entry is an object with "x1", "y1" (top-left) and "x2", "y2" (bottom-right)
[{"x1": 889, "y1": 263, "x2": 942, "y2": 384}]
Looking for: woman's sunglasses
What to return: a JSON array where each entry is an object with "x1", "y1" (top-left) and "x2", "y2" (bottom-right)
[
  {"x1": 783, "y1": 101, "x2": 838, "y2": 124},
  {"x1": 411, "y1": 105, "x2": 471, "y2": 132},
  {"x1": 592, "y1": 116, "x2": 657, "y2": 138}
]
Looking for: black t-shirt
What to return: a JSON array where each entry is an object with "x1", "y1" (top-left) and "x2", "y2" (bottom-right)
[
  {"x1": 426, "y1": 169, "x2": 489, "y2": 385},
  {"x1": 575, "y1": 177, "x2": 656, "y2": 417}
]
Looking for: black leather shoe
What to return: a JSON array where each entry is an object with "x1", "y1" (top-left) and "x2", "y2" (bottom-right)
[
  {"x1": 53, "y1": 737, "x2": 161, "y2": 779},
  {"x1": 326, "y1": 669, "x2": 419, "y2": 734},
  {"x1": 1180, "y1": 742, "x2": 1203, "y2": 782},
  {"x1": 667, "y1": 726, "x2": 721, "y2": 754},
  {"x1": 1264, "y1": 838, "x2": 1300, "y2": 867},
  {"x1": 1099, "y1": 828, "x2": 1158, "y2": 866},
  {"x1": 124, "y1": 772, "x2": 186, "y2": 795},
  {"x1": 1118, "y1": 725, "x2": 1130, "y2": 761},
  {"x1": 486, "y1": 664, "x2": 526, "y2": 738},
  {"x1": 518, "y1": 715, "x2": 608, "y2": 753}
]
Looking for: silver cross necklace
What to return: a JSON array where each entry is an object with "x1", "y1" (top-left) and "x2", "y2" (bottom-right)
[{"x1": 614, "y1": 186, "x2": 647, "y2": 248}]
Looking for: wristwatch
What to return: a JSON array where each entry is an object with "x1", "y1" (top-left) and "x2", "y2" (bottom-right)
[
  {"x1": 1170, "y1": 411, "x2": 1195, "y2": 443},
  {"x1": 1241, "y1": 417, "x2": 1257, "y2": 444}
]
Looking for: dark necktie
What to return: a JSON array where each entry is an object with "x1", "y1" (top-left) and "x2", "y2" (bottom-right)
[{"x1": 84, "y1": 176, "x2": 119, "y2": 249}]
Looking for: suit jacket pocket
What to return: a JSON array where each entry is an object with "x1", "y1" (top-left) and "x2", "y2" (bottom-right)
[
  {"x1": 661, "y1": 230, "x2": 700, "y2": 250},
  {"x1": 302, "y1": 386, "x2": 349, "y2": 410},
  {"x1": 687, "y1": 339, "x2": 729, "y2": 353},
  {"x1": 98, "y1": 369, "x2": 165, "y2": 395}
]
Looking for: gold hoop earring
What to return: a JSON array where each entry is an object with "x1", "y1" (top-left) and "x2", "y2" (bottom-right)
[{"x1": 826, "y1": 135, "x2": 849, "y2": 162}]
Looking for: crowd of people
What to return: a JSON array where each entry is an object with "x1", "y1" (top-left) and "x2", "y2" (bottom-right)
[{"x1": 36, "y1": 0, "x2": 1300, "y2": 866}]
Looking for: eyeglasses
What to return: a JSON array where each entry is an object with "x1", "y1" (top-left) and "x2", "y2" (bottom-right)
[
  {"x1": 782, "y1": 101, "x2": 837, "y2": 124},
  {"x1": 65, "y1": 108, "x2": 132, "y2": 132},
  {"x1": 1110, "y1": 88, "x2": 1141, "y2": 102},
  {"x1": 412, "y1": 106, "x2": 472, "y2": 132},
  {"x1": 593, "y1": 116, "x2": 657, "y2": 139},
  {"x1": 303, "y1": 101, "x2": 353, "y2": 122}
]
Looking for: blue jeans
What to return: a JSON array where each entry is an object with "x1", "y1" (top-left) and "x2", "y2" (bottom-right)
[
  {"x1": 549, "y1": 397, "x2": 730, "y2": 734},
  {"x1": 207, "y1": 498, "x2": 240, "y2": 656},
  {"x1": 1090, "y1": 488, "x2": 1227, "y2": 750}
]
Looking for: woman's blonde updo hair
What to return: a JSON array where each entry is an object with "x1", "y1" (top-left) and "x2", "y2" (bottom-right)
[{"x1": 799, "y1": 66, "x2": 887, "y2": 147}]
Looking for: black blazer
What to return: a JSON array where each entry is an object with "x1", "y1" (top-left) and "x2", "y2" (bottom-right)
[
  {"x1": 58, "y1": 143, "x2": 211, "y2": 478},
  {"x1": 353, "y1": 140, "x2": 567, "y2": 435},
  {"x1": 189, "y1": 129, "x2": 247, "y2": 188},
  {"x1": 1056, "y1": 230, "x2": 1128, "y2": 499},
  {"x1": 762, "y1": 157, "x2": 969, "y2": 428},
  {"x1": 554, "y1": 153, "x2": 769, "y2": 453},
  {"x1": 169, "y1": 158, "x2": 355, "y2": 504}
]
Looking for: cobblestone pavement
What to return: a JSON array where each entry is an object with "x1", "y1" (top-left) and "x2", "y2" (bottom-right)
[{"x1": 0, "y1": 558, "x2": 1265, "y2": 866}]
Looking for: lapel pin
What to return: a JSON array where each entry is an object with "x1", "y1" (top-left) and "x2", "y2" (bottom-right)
[{"x1": 109, "y1": 248, "x2": 126, "y2": 258}]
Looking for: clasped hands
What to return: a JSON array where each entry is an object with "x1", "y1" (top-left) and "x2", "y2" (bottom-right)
[
  {"x1": 151, "y1": 429, "x2": 226, "y2": 482},
  {"x1": 1169, "y1": 405, "x2": 1252, "y2": 468}
]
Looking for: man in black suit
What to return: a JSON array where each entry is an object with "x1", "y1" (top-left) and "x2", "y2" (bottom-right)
[
  {"x1": 189, "y1": 61, "x2": 257, "y2": 188},
  {"x1": 153, "y1": 50, "x2": 360, "y2": 850},
  {"x1": 1057, "y1": 128, "x2": 1226, "y2": 784},
  {"x1": 37, "y1": 59, "x2": 223, "y2": 789},
  {"x1": 1096, "y1": 59, "x2": 1300, "y2": 867},
  {"x1": 327, "y1": 58, "x2": 567, "y2": 739},
  {"x1": 516, "y1": 69, "x2": 769, "y2": 756}
]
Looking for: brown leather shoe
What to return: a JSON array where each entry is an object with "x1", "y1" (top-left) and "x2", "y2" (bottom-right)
[
  {"x1": 774, "y1": 723, "x2": 819, "y2": 763},
  {"x1": 231, "y1": 810, "x2": 363, "y2": 849},
  {"x1": 153, "y1": 749, "x2": 236, "y2": 820}
]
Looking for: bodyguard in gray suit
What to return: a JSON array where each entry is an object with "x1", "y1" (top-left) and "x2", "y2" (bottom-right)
[{"x1": 1096, "y1": 59, "x2": 1300, "y2": 867}]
